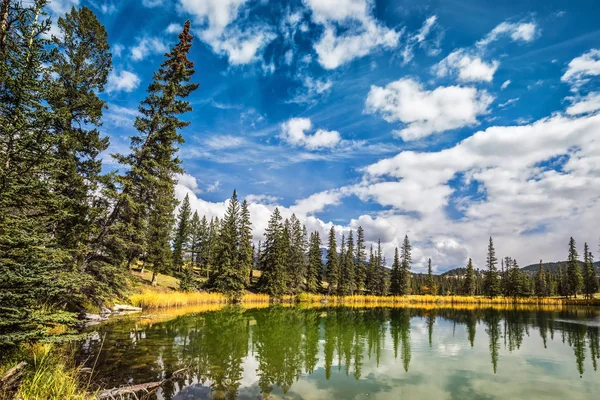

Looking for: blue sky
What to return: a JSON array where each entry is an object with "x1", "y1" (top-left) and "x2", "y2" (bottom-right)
[{"x1": 48, "y1": 0, "x2": 600, "y2": 271}]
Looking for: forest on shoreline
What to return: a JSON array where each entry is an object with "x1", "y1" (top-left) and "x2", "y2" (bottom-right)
[{"x1": 1, "y1": 1, "x2": 599, "y2": 353}]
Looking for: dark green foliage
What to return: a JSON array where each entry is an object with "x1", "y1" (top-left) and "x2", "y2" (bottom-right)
[
  {"x1": 583, "y1": 244, "x2": 598, "y2": 299},
  {"x1": 425, "y1": 258, "x2": 435, "y2": 294},
  {"x1": 259, "y1": 208, "x2": 287, "y2": 298},
  {"x1": 484, "y1": 237, "x2": 500, "y2": 298},
  {"x1": 374, "y1": 240, "x2": 387, "y2": 296},
  {"x1": 390, "y1": 248, "x2": 401, "y2": 295},
  {"x1": 535, "y1": 260, "x2": 548, "y2": 297},
  {"x1": 239, "y1": 200, "x2": 254, "y2": 288},
  {"x1": 354, "y1": 226, "x2": 366, "y2": 292},
  {"x1": 567, "y1": 237, "x2": 583, "y2": 298},
  {"x1": 399, "y1": 235, "x2": 411, "y2": 295},
  {"x1": 306, "y1": 232, "x2": 323, "y2": 293},
  {"x1": 286, "y1": 214, "x2": 306, "y2": 294},
  {"x1": 172, "y1": 193, "x2": 192, "y2": 272},
  {"x1": 464, "y1": 258, "x2": 476, "y2": 295},
  {"x1": 340, "y1": 230, "x2": 355, "y2": 295},
  {"x1": 325, "y1": 227, "x2": 339, "y2": 295}
]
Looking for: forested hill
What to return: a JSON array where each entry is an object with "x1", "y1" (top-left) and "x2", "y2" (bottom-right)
[{"x1": 443, "y1": 261, "x2": 600, "y2": 276}]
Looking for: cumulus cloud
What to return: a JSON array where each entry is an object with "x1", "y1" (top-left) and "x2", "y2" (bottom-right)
[
  {"x1": 176, "y1": 173, "x2": 201, "y2": 194},
  {"x1": 304, "y1": 0, "x2": 401, "y2": 69},
  {"x1": 566, "y1": 92, "x2": 600, "y2": 115},
  {"x1": 501, "y1": 80, "x2": 511, "y2": 90},
  {"x1": 130, "y1": 36, "x2": 168, "y2": 61},
  {"x1": 178, "y1": 0, "x2": 275, "y2": 65},
  {"x1": 434, "y1": 49, "x2": 499, "y2": 82},
  {"x1": 476, "y1": 21, "x2": 539, "y2": 47},
  {"x1": 106, "y1": 70, "x2": 141, "y2": 93},
  {"x1": 165, "y1": 23, "x2": 182, "y2": 34},
  {"x1": 287, "y1": 76, "x2": 333, "y2": 104},
  {"x1": 280, "y1": 118, "x2": 342, "y2": 150},
  {"x1": 365, "y1": 78, "x2": 494, "y2": 140},
  {"x1": 561, "y1": 49, "x2": 600, "y2": 91}
]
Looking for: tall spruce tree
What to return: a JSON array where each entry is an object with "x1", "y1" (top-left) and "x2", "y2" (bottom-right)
[
  {"x1": 326, "y1": 226, "x2": 339, "y2": 295},
  {"x1": 259, "y1": 208, "x2": 287, "y2": 297},
  {"x1": 111, "y1": 21, "x2": 199, "y2": 285},
  {"x1": 399, "y1": 235, "x2": 412, "y2": 295},
  {"x1": 286, "y1": 214, "x2": 306, "y2": 294},
  {"x1": 484, "y1": 237, "x2": 500, "y2": 298},
  {"x1": 425, "y1": 258, "x2": 435, "y2": 294},
  {"x1": 238, "y1": 199, "x2": 254, "y2": 289},
  {"x1": 583, "y1": 244, "x2": 598, "y2": 299},
  {"x1": 375, "y1": 240, "x2": 387, "y2": 295},
  {"x1": 366, "y1": 245, "x2": 376, "y2": 294},
  {"x1": 535, "y1": 260, "x2": 548, "y2": 297},
  {"x1": 355, "y1": 226, "x2": 366, "y2": 292},
  {"x1": 307, "y1": 232, "x2": 323, "y2": 293},
  {"x1": 567, "y1": 237, "x2": 583, "y2": 298},
  {"x1": 210, "y1": 190, "x2": 246, "y2": 298},
  {"x1": 464, "y1": 258, "x2": 476, "y2": 295},
  {"x1": 172, "y1": 193, "x2": 192, "y2": 272},
  {"x1": 340, "y1": 230, "x2": 355, "y2": 295},
  {"x1": 390, "y1": 248, "x2": 401, "y2": 295},
  {"x1": 188, "y1": 211, "x2": 201, "y2": 268}
]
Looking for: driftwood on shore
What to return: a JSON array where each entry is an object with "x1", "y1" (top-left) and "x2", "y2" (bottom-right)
[
  {"x1": 96, "y1": 367, "x2": 188, "y2": 399},
  {"x1": 0, "y1": 361, "x2": 27, "y2": 393}
]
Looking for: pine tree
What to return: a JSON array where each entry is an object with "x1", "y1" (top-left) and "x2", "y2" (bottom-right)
[
  {"x1": 464, "y1": 258, "x2": 476, "y2": 295},
  {"x1": 484, "y1": 237, "x2": 500, "y2": 298},
  {"x1": 110, "y1": 21, "x2": 199, "y2": 285},
  {"x1": 172, "y1": 193, "x2": 192, "y2": 272},
  {"x1": 366, "y1": 245, "x2": 376, "y2": 294},
  {"x1": 399, "y1": 235, "x2": 412, "y2": 295},
  {"x1": 340, "y1": 230, "x2": 355, "y2": 295},
  {"x1": 567, "y1": 237, "x2": 583, "y2": 298},
  {"x1": 286, "y1": 214, "x2": 306, "y2": 294},
  {"x1": 238, "y1": 199, "x2": 254, "y2": 289},
  {"x1": 390, "y1": 248, "x2": 401, "y2": 295},
  {"x1": 210, "y1": 190, "x2": 246, "y2": 298},
  {"x1": 188, "y1": 211, "x2": 201, "y2": 269},
  {"x1": 535, "y1": 260, "x2": 547, "y2": 297},
  {"x1": 583, "y1": 244, "x2": 598, "y2": 299},
  {"x1": 425, "y1": 258, "x2": 435, "y2": 295},
  {"x1": 355, "y1": 226, "x2": 366, "y2": 292},
  {"x1": 307, "y1": 232, "x2": 323, "y2": 293},
  {"x1": 375, "y1": 240, "x2": 387, "y2": 295},
  {"x1": 326, "y1": 226, "x2": 339, "y2": 295},
  {"x1": 259, "y1": 208, "x2": 287, "y2": 298}
]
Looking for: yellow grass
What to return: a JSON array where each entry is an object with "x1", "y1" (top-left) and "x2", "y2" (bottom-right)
[{"x1": 128, "y1": 290, "x2": 291, "y2": 310}]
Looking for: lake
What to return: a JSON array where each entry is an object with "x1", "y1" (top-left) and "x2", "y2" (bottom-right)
[{"x1": 77, "y1": 305, "x2": 600, "y2": 399}]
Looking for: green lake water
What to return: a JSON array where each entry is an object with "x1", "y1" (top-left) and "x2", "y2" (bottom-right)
[{"x1": 76, "y1": 306, "x2": 600, "y2": 399}]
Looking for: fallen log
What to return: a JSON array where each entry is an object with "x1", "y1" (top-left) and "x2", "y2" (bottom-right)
[
  {"x1": 112, "y1": 304, "x2": 142, "y2": 312},
  {"x1": 0, "y1": 361, "x2": 27, "y2": 392},
  {"x1": 95, "y1": 367, "x2": 188, "y2": 399}
]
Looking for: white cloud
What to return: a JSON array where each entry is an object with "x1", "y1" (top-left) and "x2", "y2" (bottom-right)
[
  {"x1": 106, "y1": 70, "x2": 141, "y2": 93},
  {"x1": 500, "y1": 80, "x2": 511, "y2": 90},
  {"x1": 165, "y1": 23, "x2": 182, "y2": 34},
  {"x1": 104, "y1": 104, "x2": 138, "y2": 127},
  {"x1": 401, "y1": 15, "x2": 440, "y2": 65},
  {"x1": 206, "y1": 180, "x2": 221, "y2": 193},
  {"x1": 178, "y1": 0, "x2": 275, "y2": 65},
  {"x1": 476, "y1": 21, "x2": 539, "y2": 47},
  {"x1": 305, "y1": 0, "x2": 401, "y2": 69},
  {"x1": 112, "y1": 44, "x2": 124, "y2": 58},
  {"x1": 434, "y1": 49, "x2": 499, "y2": 82},
  {"x1": 561, "y1": 49, "x2": 600, "y2": 91},
  {"x1": 498, "y1": 97, "x2": 519, "y2": 108},
  {"x1": 47, "y1": 0, "x2": 79, "y2": 15},
  {"x1": 142, "y1": 0, "x2": 163, "y2": 7},
  {"x1": 365, "y1": 78, "x2": 494, "y2": 140},
  {"x1": 176, "y1": 173, "x2": 201, "y2": 194},
  {"x1": 130, "y1": 37, "x2": 168, "y2": 61},
  {"x1": 204, "y1": 135, "x2": 247, "y2": 150},
  {"x1": 287, "y1": 76, "x2": 333, "y2": 104},
  {"x1": 566, "y1": 92, "x2": 600, "y2": 115},
  {"x1": 280, "y1": 118, "x2": 342, "y2": 150}
]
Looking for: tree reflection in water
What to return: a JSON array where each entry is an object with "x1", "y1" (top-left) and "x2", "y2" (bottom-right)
[{"x1": 77, "y1": 305, "x2": 600, "y2": 399}]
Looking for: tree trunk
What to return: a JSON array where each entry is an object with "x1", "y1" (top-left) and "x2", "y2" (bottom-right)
[
  {"x1": 0, "y1": 0, "x2": 10, "y2": 54},
  {"x1": 151, "y1": 269, "x2": 158, "y2": 286}
]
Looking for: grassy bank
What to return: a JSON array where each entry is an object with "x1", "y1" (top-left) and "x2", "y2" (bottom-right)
[{"x1": 0, "y1": 344, "x2": 94, "y2": 400}]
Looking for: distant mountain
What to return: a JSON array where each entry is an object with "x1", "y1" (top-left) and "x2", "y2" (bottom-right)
[{"x1": 521, "y1": 261, "x2": 600, "y2": 274}]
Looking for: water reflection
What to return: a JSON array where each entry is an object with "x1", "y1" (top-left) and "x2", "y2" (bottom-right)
[{"x1": 77, "y1": 306, "x2": 600, "y2": 399}]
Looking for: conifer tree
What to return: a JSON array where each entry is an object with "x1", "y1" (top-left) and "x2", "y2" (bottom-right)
[
  {"x1": 535, "y1": 260, "x2": 547, "y2": 297},
  {"x1": 366, "y1": 245, "x2": 376, "y2": 294},
  {"x1": 326, "y1": 226, "x2": 339, "y2": 295},
  {"x1": 425, "y1": 258, "x2": 435, "y2": 294},
  {"x1": 188, "y1": 211, "x2": 201, "y2": 268},
  {"x1": 399, "y1": 235, "x2": 412, "y2": 295},
  {"x1": 307, "y1": 232, "x2": 323, "y2": 293},
  {"x1": 210, "y1": 190, "x2": 245, "y2": 297},
  {"x1": 375, "y1": 240, "x2": 387, "y2": 295},
  {"x1": 239, "y1": 199, "x2": 254, "y2": 288},
  {"x1": 286, "y1": 214, "x2": 306, "y2": 294},
  {"x1": 567, "y1": 237, "x2": 583, "y2": 298},
  {"x1": 390, "y1": 248, "x2": 401, "y2": 295},
  {"x1": 464, "y1": 258, "x2": 476, "y2": 295},
  {"x1": 340, "y1": 231, "x2": 356, "y2": 295},
  {"x1": 172, "y1": 193, "x2": 192, "y2": 272},
  {"x1": 259, "y1": 208, "x2": 287, "y2": 297},
  {"x1": 111, "y1": 21, "x2": 199, "y2": 285},
  {"x1": 355, "y1": 226, "x2": 366, "y2": 292},
  {"x1": 484, "y1": 237, "x2": 500, "y2": 298},
  {"x1": 583, "y1": 244, "x2": 598, "y2": 299}
]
